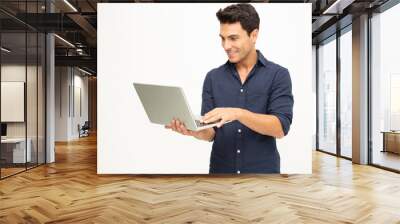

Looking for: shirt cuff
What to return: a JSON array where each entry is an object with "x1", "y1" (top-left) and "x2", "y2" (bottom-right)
[{"x1": 270, "y1": 113, "x2": 291, "y2": 136}]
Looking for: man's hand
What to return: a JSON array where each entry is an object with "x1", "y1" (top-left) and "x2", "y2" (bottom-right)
[
  {"x1": 202, "y1": 108, "x2": 244, "y2": 128},
  {"x1": 165, "y1": 119, "x2": 197, "y2": 136},
  {"x1": 165, "y1": 119, "x2": 215, "y2": 141}
]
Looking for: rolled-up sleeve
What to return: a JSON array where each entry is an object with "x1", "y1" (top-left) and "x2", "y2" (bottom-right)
[
  {"x1": 201, "y1": 72, "x2": 215, "y2": 116},
  {"x1": 201, "y1": 72, "x2": 219, "y2": 134},
  {"x1": 266, "y1": 68, "x2": 294, "y2": 136}
]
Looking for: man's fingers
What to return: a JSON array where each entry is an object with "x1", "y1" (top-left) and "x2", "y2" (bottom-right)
[
  {"x1": 175, "y1": 120, "x2": 182, "y2": 132},
  {"x1": 167, "y1": 119, "x2": 195, "y2": 136},
  {"x1": 203, "y1": 109, "x2": 218, "y2": 121},
  {"x1": 176, "y1": 120, "x2": 187, "y2": 134},
  {"x1": 217, "y1": 118, "x2": 226, "y2": 128},
  {"x1": 171, "y1": 119, "x2": 178, "y2": 132},
  {"x1": 180, "y1": 124, "x2": 190, "y2": 135},
  {"x1": 202, "y1": 114, "x2": 213, "y2": 123},
  {"x1": 178, "y1": 122, "x2": 193, "y2": 136},
  {"x1": 204, "y1": 114, "x2": 220, "y2": 124},
  {"x1": 175, "y1": 119, "x2": 181, "y2": 131},
  {"x1": 205, "y1": 110, "x2": 217, "y2": 117},
  {"x1": 179, "y1": 125, "x2": 186, "y2": 134}
]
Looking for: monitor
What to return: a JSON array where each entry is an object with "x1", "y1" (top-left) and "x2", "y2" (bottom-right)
[{"x1": 1, "y1": 123, "x2": 7, "y2": 137}]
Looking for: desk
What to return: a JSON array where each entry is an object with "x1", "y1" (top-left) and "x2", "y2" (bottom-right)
[
  {"x1": 1, "y1": 138, "x2": 31, "y2": 163},
  {"x1": 381, "y1": 131, "x2": 400, "y2": 154}
]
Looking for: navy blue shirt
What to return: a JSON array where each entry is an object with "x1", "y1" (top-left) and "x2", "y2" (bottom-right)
[{"x1": 201, "y1": 50, "x2": 294, "y2": 174}]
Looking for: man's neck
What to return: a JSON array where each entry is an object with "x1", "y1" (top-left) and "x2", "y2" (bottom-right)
[{"x1": 235, "y1": 49, "x2": 258, "y2": 71}]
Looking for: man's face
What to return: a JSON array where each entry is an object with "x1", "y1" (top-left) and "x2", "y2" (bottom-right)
[{"x1": 219, "y1": 22, "x2": 258, "y2": 63}]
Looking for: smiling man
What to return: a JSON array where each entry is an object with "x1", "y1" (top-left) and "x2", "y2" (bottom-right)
[{"x1": 166, "y1": 3, "x2": 294, "y2": 174}]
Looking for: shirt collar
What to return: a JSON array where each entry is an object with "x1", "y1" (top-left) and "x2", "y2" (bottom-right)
[
  {"x1": 256, "y1": 50, "x2": 268, "y2": 67},
  {"x1": 225, "y1": 49, "x2": 267, "y2": 68}
]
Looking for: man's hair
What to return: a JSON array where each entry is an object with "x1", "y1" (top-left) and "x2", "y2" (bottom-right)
[{"x1": 216, "y1": 3, "x2": 260, "y2": 36}]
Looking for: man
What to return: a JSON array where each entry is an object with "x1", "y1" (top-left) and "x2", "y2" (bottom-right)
[{"x1": 166, "y1": 3, "x2": 293, "y2": 174}]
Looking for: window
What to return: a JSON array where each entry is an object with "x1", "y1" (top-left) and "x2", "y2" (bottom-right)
[
  {"x1": 370, "y1": 2, "x2": 400, "y2": 171},
  {"x1": 318, "y1": 36, "x2": 337, "y2": 155},
  {"x1": 339, "y1": 28, "x2": 352, "y2": 158}
]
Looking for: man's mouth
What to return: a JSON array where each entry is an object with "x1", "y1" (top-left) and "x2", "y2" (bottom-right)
[{"x1": 227, "y1": 51, "x2": 238, "y2": 57}]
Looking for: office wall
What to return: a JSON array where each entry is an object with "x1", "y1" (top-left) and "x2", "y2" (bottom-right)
[
  {"x1": 55, "y1": 67, "x2": 89, "y2": 141},
  {"x1": 73, "y1": 72, "x2": 89, "y2": 137},
  {"x1": 98, "y1": 3, "x2": 313, "y2": 174},
  {"x1": 1, "y1": 65, "x2": 41, "y2": 138},
  {"x1": 312, "y1": 45, "x2": 317, "y2": 150},
  {"x1": 55, "y1": 67, "x2": 69, "y2": 141},
  {"x1": 88, "y1": 77, "x2": 97, "y2": 131}
]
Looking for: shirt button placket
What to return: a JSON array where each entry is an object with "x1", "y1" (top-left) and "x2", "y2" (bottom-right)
[
  {"x1": 236, "y1": 86, "x2": 245, "y2": 173},
  {"x1": 236, "y1": 128, "x2": 243, "y2": 174}
]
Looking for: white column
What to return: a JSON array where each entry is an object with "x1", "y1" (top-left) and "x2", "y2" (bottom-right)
[
  {"x1": 46, "y1": 1, "x2": 55, "y2": 163},
  {"x1": 352, "y1": 14, "x2": 369, "y2": 164}
]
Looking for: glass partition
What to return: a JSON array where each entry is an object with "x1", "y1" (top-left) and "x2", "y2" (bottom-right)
[
  {"x1": 0, "y1": 1, "x2": 46, "y2": 179},
  {"x1": 27, "y1": 30, "x2": 38, "y2": 170},
  {"x1": 38, "y1": 32, "x2": 45, "y2": 165},
  {"x1": 1, "y1": 31, "x2": 28, "y2": 178}
]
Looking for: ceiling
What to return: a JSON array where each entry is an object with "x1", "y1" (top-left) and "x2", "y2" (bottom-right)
[{"x1": 0, "y1": 0, "x2": 393, "y2": 75}]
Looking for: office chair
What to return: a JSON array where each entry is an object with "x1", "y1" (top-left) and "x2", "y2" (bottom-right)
[{"x1": 79, "y1": 121, "x2": 90, "y2": 138}]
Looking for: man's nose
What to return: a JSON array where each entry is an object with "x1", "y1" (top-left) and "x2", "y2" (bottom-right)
[{"x1": 222, "y1": 41, "x2": 231, "y2": 51}]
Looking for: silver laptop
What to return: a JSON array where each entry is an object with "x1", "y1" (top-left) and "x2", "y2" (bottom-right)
[{"x1": 133, "y1": 83, "x2": 224, "y2": 131}]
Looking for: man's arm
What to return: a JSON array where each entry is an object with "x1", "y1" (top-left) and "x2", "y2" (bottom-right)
[
  {"x1": 238, "y1": 109, "x2": 284, "y2": 138},
  {"x1": 202, "y1": 67, "x2": 293, "y2": 138},
  {"x1": 194, "y1": 127, "x2": 215, "y2": 141},
  {"x1": 201, "y1": 108, "x2": 284, "y2": 138}
]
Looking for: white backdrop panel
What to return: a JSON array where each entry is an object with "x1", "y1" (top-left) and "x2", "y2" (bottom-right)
[{"x1": 98, "y1": 3, "x2": 312, "y2": 174}]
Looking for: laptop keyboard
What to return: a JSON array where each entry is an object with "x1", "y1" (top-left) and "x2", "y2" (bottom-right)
[{"x1": 195, "y1": 120, "x2": 218, "y2": 127}]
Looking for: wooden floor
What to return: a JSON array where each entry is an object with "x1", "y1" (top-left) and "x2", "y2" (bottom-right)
[
  {"x1": 0, "y1": 167, "x2": 26, "y2": 178},
  {"x1": 1, "y1": 163, "x2": 44, "y2": 178},
  {"x1": 1, "y1": 134, "x2": 400, "y2": 223},
  {"x1": 372, "y1": 151, "x2": 400, "y2": 171}
]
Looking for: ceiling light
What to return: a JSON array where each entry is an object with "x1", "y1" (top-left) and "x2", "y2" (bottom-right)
[
  {"x1": 54, "y1": 34, "x2": 75, "y2": 48},
  {"x1": 78, "y1": 67, "x2": 93, "y2": 76},
  {"x1": 63, "y1": 0, "x2": 78, "y2": 12},
  {"x1": 323, "y1": 0, "x2": 355, "y2": 15},
  {"x1": 1, "y1": 47, "x2": 11, "y2": 53}
]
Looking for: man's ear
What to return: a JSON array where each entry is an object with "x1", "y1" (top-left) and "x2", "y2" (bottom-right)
[{"x1": 250, "y1": 29, "x2": 259, "y2": 44}]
